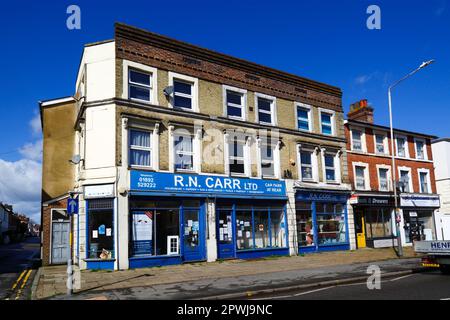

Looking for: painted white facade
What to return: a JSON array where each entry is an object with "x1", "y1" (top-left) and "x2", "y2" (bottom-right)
[{"x1": 432, "y1": 139, "x2": 450, "y2": 240}]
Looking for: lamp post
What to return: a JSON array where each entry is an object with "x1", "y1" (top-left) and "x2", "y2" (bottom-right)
[{"x1": 388, "y1": 60, "x2": 434, "y2": 257}]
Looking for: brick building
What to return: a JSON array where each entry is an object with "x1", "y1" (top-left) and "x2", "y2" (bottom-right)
[
  {"x1": 40, "y1": 23, "x2": 353, "y2": 270},
  {"x1": 345, "y1": 100, "x2": 440, "y2": 249}
]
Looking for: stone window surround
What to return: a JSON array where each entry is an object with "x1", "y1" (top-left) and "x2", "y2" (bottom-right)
[{"x1": 122, "y1": 59, "x2": 159, "y2": 105}]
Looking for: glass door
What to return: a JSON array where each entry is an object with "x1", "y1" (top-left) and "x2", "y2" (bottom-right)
[
  {"x1": 183, "y1": 209, "x2": 203, "y2": 261},
  {"x1": 217, "y1": 209, "x2": 235, "y2": 259}
]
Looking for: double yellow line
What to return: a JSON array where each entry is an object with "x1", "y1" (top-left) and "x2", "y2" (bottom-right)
[{"x1": 6, "y1": 269, "x2": 32, "y2": 300}]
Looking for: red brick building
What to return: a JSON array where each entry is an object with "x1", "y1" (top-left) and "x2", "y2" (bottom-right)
[{"x1": 345, "y1": 100, "x2": 440, "y2": 249}]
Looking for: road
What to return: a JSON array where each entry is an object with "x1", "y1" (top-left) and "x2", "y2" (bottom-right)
[
  {"x1": 250, "y1": 270, "x2": 450, "y2": 300},
  {"x1": 0, "y1": 237, "x2": 40, "y2": 300}
]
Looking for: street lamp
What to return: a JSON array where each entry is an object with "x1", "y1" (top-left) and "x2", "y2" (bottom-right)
[{"x1": 388, "y1": 60, "x2": 434, "y2": 257}]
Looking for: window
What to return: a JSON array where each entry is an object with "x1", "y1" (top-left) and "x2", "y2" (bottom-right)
[
  {"x1": 256, "y1": 95, "x2": 276, "y2": 125},
  {"x1": 296, "y1": 104, "x2": 311, "y2": 131},
  {"x1": 415, "y1": 139, "x2": 426, "y2": 160},
  {"x1": 399, "y1": 169, "x2": 411, "y2": 192},
  {"x1": 419, "y1": 171, "x2": 429, "y2": 193},
  {"x1": 128, "y1": 69, "x2": 152, "y2": 102},
  {"x1": 364, "y1": 208, "x2": 393, "y2": 239},
  {"x1": 375, "y1": 134, "x2": 386, "y2": 154},
  {"x1": 300, "y1": 150, "x2": 314, "y2": 181},
  {"x1": 260, "y1": 143, "x2": 275, "y2": 178},
  {"x1": 88, "y1": 199, "x2": 114, "y2": 259},
  {"x1": 355, "y1": 166, "x2": 366, "y2": 190},
  {"x1": 173, "y1": 80, "x2": 193, "y2": 110},
  {"x1": 315, "y1": 203, "x2": 347, "y2": 245},
  {"x1": 229, "y1": 137, "x2": 246, "y2": 175},
  {"x1": 236, "y1": 208, "x2": 253, "y2": 250},
  {"x1": 296, "y1": 202, "x2": 314, "y2": 247},
  {"x1": 396, "y1": 136, "x2": 408, "y2": 158},
  {"x1": 324, "y1": 154, "x2": 336, "y2": 182},
  {"x1": 320, "y1": 111, "x2": 333, "y2": 135},
  {"x1": 224, "y1": 86, "x2": 246, "y2": 120},
  {"x1": 129, "y1": 129, "x2": 152, "y2": 167},
  {"x1": 378, "y1": 168, "x2": 390, "y2": 191},
  {"x1": 351, "y1": 129, "x2": 363, "y2": 151},
  {"x1": 174, "y1": 134, "x2": 194, "y2": 171}
]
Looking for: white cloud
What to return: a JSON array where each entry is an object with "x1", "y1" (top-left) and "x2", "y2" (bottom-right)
[
  {"x1": 30, "y1": 112, "x2": 42, "y2": 136},
  {"x1": 0, "y1": 158, "x2": 41, "y2": 223},
  {"x1": 355, "y1": 74, "x2": 373, "y2": 85},
  {"x1": 19, "y1": 139, "x2": 42, "y2": 161}
]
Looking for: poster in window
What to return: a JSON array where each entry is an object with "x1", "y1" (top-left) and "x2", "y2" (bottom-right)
[{"x1": 132, "y1": 212, "x2": 153, "y2": 255}]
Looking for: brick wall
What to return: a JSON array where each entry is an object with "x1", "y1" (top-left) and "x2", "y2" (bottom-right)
[{"x1": 41, "y1": 198, "x2": 68, "y2": 266}]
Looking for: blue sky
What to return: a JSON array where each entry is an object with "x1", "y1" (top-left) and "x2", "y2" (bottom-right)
[{"x1": 0, "y1": 0, "x2": 449, "y2": 222}]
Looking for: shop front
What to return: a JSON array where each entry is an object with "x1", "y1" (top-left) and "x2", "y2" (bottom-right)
[
  {"x1": 129, "y1": 171, "x2": 288, "y2": 268},
  {"x1": 400, "y1": 194, "x2": 440, "y2": 243},
  {"x1": 350, "y1": 194, "x2": 396, "y2": 249},
  {"x1": 295, "y1": 190, "x2": 350, "y2": 253}
]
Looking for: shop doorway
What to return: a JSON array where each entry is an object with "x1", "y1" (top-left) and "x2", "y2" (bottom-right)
[
  {"x1": 183, "y1": 208, "x2": 204, "y2": 262},
  {"x1": 354, "y1": 210, "x2": 366, "y2": 249},
  {"x1": 216, "y1": 208, "x2": 235, "y2": 259}
]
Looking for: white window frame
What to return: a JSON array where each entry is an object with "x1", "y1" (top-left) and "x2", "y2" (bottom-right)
[
  {"x1": 255, "y1": 93, "x2": 277, "y2": 126},
  {"x1": 224, "y1": 133, "x2": 251, "y2": 177},
  {"x1": 376, "y1": 164, "x2": 392, "y2": 192},
  {"x1": 167, "y1": 236, "x2": 179, "y2": 255},
  {"x1": 417, "y1": 168, "x2": 432, "y2": 194},
  {"x1": 128, "y1": 128, "x2": 156, "y2": 170},
  {"x1": 168, "y1": 72, "x2": 199, "y2": 112},
  {"x1": 353, "y1": 162, "x2": 370, "y2": 191},
  {"x1": 122, "y1": 60, "x2": 158, "y2": 105},
  {"x1": 373, "y1": 131, "x2": 389, "y2": 155},
  {"x1": 168, "y1": 126, "x2": 201, "y2": 173},
  {"x1": 350, "y1": 126, "x2": 366, "y2": 152},
  {"x1": 223, "y1": 85, "x2": 247, "y2": 121},
  {"x1": 321, "y1": 148, "x2": 341, "y2": 184},
  {"x1": 318, "y1": 108, "x2": 335, "y2": 136},
  {"x1": 295, "y1": 103, "x2": 313, "y2": 132},
  {"x1": 414, "y1": 138, "x2": 428, "y2": 160},
  {"x1": 257, "y1": 138, "x2": 281, "y2": 179},
  {"x1": 395, "y1": 135, "x2": 409, "y2": 158},
  {"x1": 398, "y1": 166, "x2": 413, "y2": 193},
  {"x1": 297, "y1": 144, "x2": 318, "y2": 182}
]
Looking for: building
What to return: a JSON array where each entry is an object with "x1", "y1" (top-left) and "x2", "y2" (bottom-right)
[
  {"x1": 0, "y1": 203, "x2": 11, "y2": 244},
  {"x1": 345, "y1": 100, "x2": 440, "y2": 249},
  {"x1": 431, "y1": 138, "x2": 450, "y2": 239},
  {"x1": 40, "y1": 23, "x2": 352, "y2": 270}
]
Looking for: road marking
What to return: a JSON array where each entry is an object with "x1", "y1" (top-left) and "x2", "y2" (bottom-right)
[
  {"x1": 15, "y1": 269, "x2": 32, "y2": 300},
  {"x1": 10, "y1": 270, "x2": 27, "y2": 291},
  {"x1": 440, "y1": 298, "x2": 450, "y2": 300},
  {"x1": 252, "y1": 286, "x2": 336, "y2": 300},
  {"x1": 389, "y1": 274, "x2": 414, "y2": 282}
]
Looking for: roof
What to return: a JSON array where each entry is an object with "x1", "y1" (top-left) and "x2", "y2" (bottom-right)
[
  {"x1": 38, "y1": 96, "x2": 76, "y2": 131},
  {"x1": 114, "y1": 22, "x2": 342, "y2": 98},
  {"x1": 346, "y1": 119, "x2": 438, "y2": 139},
  {"x1": 432, "y1": 138, "x2": 450, "y2": 144}
]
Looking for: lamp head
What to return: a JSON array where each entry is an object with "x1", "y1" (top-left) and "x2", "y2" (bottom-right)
[{"x1": 419, "y1": 59, "x2": 435, "y2": 69}]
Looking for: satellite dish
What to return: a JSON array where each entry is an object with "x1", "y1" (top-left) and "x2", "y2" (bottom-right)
[
  {"x1": 69, "y1": 154, "x2": 82, "y2": 164},
  {"x1": 163, "y1": 86, "x2": 174, "y2": 96}
]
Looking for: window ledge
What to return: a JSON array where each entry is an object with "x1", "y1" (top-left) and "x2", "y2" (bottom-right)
[{"x1": 83, "y1": 258, "x2": 116, "y2": 262}]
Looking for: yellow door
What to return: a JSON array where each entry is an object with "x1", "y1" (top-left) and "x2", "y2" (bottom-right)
[{"x1": 357, "y1": 216, "x2": 366, "y2": 248}]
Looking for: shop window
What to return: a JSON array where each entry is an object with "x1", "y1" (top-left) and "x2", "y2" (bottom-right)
[
  {"x1": 270, "y1": 210, "x2": 287, "y2": 248},
  {"x1": 315, "y1": 203, "x2": 346, "y2": 245},
  {"x1": 236, "y1": 209, "x2": 253, "y2": 250},
  {"x1": 174, "y1": 134, "x2": 194, "y2": 171},
  {"x1": 129, "y1": 129, "x2": 152, "y2": 167},
  {"x1": 128, "y1": 69, "x2": 152, "y2": 102},
  {"x1": 260, "y1": 143, "x2": 275, "y2": 178},
  {"x1": 351, "y1": 129, "x2": 363, "y2": 151},
  {"x1": 88, "y1": 199, "x2": 114, "y2": 260},
  {"x1": 229, "y1": 137, "x2": 246, "y2": 175},
  {"x1": 364, "y1": 208, "x2": 392, "y2": 239},
  {"x1": 296, "y1": 202, "x2": 314, "y2": 247},
  {"x1": 131, "y1": 207, "x2": 180, "y2": 256},
  {"x1": 254, "y1": 210, "x2": 270, "y2": 249}
]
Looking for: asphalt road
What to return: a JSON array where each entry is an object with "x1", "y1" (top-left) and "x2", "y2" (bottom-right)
[
  {"x1": 0, "y1": 237, "x2": 40, "y2": 300},
  {"x1": 250, "y1": 270, "x2": 450, "y2": 300}
]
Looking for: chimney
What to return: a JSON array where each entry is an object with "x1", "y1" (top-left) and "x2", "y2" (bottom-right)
[{"x1": 347, "y1": 99, "x2": 374, "y2": 123}]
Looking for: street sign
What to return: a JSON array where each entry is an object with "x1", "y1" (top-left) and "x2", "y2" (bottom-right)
[{"x1": 67, "y1": 196, "x2": 79, "y2": 215}]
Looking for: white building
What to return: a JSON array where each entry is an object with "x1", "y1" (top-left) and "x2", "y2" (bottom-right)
[{"x1": 432, "y1": 138, "x2": 450, "y2": 240}]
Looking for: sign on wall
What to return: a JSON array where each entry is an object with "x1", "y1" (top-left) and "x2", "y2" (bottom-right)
[
  {"x1": 296, "y1": 191, "x2": 349, "y2": 203},
  {"x1": 130, "y1": 171, "x2": 286, "y2": 198},
  {"x1": 400, "y1": 195, "x2": 440, "y2": 208}
]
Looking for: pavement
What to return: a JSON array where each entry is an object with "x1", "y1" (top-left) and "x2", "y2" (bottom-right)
[
  {"x1": 0, "y1": 237, "x2": 41, "y2": 300},
  {"x1": 33, "y1": 246, "x2": 424, "y2": 300},
  {"x1": 248, "y1": 270, "x2": 450, "y2": 300}
]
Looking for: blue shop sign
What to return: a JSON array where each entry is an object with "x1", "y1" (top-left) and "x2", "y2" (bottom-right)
[
  {"x1": 130, "y1": 171, "x2": 286, "y2": 198},
  {"x1": 296, "y1": 191, "x2": 349, "y2": 203}
]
